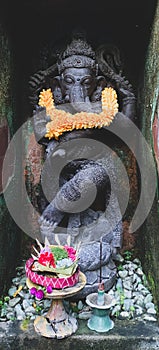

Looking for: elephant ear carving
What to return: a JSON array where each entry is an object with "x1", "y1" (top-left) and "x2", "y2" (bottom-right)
[
  {"x1": 29, "y1": 70, "x2": 47, "y2": 107},
  {"x1": 28, "y1": 63, "x2": 58, "y2": 108},
  {"x1": 91, "y1": 76, "x2": 106, "y2": 102},
  {"x1": 51, "y1": 76, "x2": 63, "y2": 105}
]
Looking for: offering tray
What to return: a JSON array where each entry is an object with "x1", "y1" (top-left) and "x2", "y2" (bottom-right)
[{"x1": 26, "y1": 271, "x2": 86, "y2": 339}]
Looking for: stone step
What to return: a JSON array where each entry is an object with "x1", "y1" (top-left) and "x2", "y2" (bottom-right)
[{"x1": 0, "y1": 319, "x2": 159, "y2": 350}]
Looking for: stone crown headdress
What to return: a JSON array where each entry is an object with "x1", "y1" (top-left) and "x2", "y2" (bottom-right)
[{"x1": 57, "y1": 37, "x2": 98, "y2": 75}]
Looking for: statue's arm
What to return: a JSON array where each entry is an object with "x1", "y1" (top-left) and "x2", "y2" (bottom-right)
[
  {"x1": 33, "y1": 106, "x2": 53, "y2": 146},
  {"x1": 108, "y1": 77, "x2": 136, "y2": 122},
  {"x1": 119, "y1": 87, "x2": 136, "y2": 122}
]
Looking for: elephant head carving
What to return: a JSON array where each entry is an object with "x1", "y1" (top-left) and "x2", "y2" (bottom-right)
[
  {"x1": 29, "y1": 34, "x2": 135, "y2": 118},
  {"x1": 52, "y1": 68, "x2": 105, "y2": 113}
]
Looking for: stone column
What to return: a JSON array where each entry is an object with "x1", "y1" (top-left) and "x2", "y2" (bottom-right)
[{"x1": 139, "y1": 0, "x2": 159, "y2": 312}]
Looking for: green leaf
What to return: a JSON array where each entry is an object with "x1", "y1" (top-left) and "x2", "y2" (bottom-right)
[{"x1": 50, "y1": 246, "x2": 68, "y2": 262}]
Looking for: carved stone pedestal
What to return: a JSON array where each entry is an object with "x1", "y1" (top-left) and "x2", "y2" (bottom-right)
[
  {"x1": 26, "y1": 272, "x2": 86, "y2": 339},
  {"x1": 34, "y1": 299, "x2": 78, "y2": 339}
]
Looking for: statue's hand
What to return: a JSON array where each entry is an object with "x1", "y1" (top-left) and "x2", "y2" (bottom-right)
[
  {"x1": 33, "y1": 106, "x2": 51, "y2": 144},
  {"x1": 119, "y1": 87, "x2": 135, "y2": 99},
  {"x1": 115, "y1": 80, "x2": 136, "y2": 120}
]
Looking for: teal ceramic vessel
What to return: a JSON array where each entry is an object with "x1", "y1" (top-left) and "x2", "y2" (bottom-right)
[{"x1": 86, "y1": 292, "x2": 116, "y2": 333}]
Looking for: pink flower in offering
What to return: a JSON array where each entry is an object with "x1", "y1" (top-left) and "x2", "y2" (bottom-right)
[
  {"x1": 69, "y1": 254, "x2": 76, "y2": 261},
  {"x1": 38, "y1": 251, "x2": 56, "y2": 268},
  {"x1": 35, "y1": 289, "x2": 44, "y2": 300},
  {"x1": 30, "y1": 287, "x2": 37, "y2": 296},
  {"x1": 64, "y1": 246, "x2": 76, "y2": 261},
  {"x1": 46, "y1": 285, "x2": 53, "y2": 294}
]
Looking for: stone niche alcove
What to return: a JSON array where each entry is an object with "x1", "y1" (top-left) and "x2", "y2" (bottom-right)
[{"x1": 0, "y1": 0, "x2": 159, "y2": 311}]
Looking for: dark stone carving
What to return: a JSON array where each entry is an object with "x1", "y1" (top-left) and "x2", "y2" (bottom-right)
[{"x1": 29, "y1": 32, "x2": 136, "y2": 298}]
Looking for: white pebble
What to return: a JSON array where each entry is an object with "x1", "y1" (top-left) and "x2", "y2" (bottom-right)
[
  {"x1": 143, "y1": 314, "x2": 157, "y2": 322},
  {"x1": 120, "y1": 311, "x2": 130, "y2": 319},
  {"x1": 147, "y1": 308, "x2": 156, "y2": 315},
  {"x1": 118, "y1": 270, "x2": 128, "y2": 279},
  {"x1": 78, "y1": 300, "x2": 83, "y2": 310}
]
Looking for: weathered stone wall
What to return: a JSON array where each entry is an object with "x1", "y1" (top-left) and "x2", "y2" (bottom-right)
[
  {"x1": 0, "y1": 24, "x2": 21, "y2": 296},
  {"x1": 139, "y1": 0, "x2": 159, "y2": 311}
]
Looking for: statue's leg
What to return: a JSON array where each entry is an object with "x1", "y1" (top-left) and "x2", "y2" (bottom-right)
[
  {"x1": 39, "y1": 174, "x2": 68, "y2": 227},
  {"x1": 67, "y1": 213, "x2": 81, "y2": 237},
  {"x1": 39, "y1": 203, "x2": 65, "y2": 227}
]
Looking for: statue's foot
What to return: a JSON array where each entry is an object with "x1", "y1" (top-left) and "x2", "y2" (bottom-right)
[
  {"x1": 39, "y1": 203, "x2": 64, "y2": 228},
  {"x1": 68, "y1": 267, "x2": 117, "y2": 301}
]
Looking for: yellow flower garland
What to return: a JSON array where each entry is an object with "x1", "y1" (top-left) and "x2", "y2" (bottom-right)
[{"x1": 38, "y1": 87, "x2": 118, "y2": 140}]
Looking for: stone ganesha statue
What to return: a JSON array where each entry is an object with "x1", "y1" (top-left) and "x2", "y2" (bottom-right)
[{"x1": 29, "y1": 33, "x2": 136, "y2": 298}]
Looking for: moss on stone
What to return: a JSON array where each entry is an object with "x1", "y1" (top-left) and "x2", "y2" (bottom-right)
[
  {"x1": 0, "y1": 24, "x2": 22, "y2": 297},
  {"x1": 0, "y1": 26, "x2": 11, "y2": 123},
  {"x1": 139, "y1": 0, "x2": 159, "y2": 315}
]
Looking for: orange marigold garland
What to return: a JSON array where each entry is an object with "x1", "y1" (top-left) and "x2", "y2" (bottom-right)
[
  {"x1": 38, "y1": 88, "x2": 54, "y2": 111},
  {"x1": 38, "y1": 87, "x2": 118, "y2": 140}
]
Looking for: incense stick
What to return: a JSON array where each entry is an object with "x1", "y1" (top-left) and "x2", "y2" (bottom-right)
[{"x1": 100, "y1": 238, "x2": 102, "y2": 283}]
